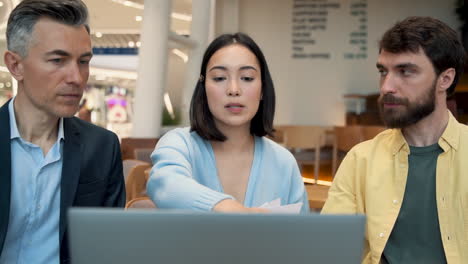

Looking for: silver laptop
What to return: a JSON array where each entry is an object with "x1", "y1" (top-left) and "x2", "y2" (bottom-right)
[{"x1": 68, "y1": 208, "x2": 365, "y2": 264}]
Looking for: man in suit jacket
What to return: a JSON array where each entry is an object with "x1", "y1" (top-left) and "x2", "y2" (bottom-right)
[{"x1": 0, "y1": 1, "x2": 125, "y2": 263}]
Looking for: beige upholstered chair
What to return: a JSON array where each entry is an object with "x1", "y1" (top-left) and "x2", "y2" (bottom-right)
[
  {"x1": 134, "y1": 148, "x2": 154, "y2": 163},
  {"x1": 125, "y1": 163, "x2": 152, "y2": 203},
  {"x1": 125, "y1": 197, "x2": 157, "y2": 209},
  {"x1": 122, "y1": 159, "x2": 149, "y2": 181}
]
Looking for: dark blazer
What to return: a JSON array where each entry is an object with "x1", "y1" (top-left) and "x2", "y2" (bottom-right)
[{"x1": 0, "y1": 100, "x2": 126, "y2": 263}]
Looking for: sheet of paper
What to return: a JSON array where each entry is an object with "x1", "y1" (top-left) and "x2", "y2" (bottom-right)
[{"x1": 259, "y1": 198, "x2": 303, "y2": 213}]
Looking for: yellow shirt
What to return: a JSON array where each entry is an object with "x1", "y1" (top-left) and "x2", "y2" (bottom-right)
[{"x1": 322, "y1": 112, "x2": 468, "y2": 264}]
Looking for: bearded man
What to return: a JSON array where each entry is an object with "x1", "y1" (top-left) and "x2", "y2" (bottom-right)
[{"x1": 322, "y1": 16, "x2": 467, "y2": 264}]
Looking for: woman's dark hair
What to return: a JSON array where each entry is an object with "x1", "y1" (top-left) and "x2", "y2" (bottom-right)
[
  {"x1": 379, "y1": 16, "x2": 466, "y2": 96},
  {"x1": 190, "y1": 32, "x2": 276, "y2": 141}
]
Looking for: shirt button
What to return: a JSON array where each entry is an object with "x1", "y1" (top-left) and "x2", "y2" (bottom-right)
[
  {"x1": 392, "y1": 199, "x2": 398, "y2": 205},
  {"x1": 379, "y1": 232, "x2": 385, "y2": 238}
]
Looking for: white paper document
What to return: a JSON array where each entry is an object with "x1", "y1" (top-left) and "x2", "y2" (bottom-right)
[{"x1": 259, "y1": 198, "x2": 303, "y2": 213}]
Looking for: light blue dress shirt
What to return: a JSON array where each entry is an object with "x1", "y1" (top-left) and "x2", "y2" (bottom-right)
[
  {"x1": 147, "y1": 127, "x2": 309, "y2": 213},
  {"x1": 0, "y1": 98, "x2": 63, "y2": 264}
]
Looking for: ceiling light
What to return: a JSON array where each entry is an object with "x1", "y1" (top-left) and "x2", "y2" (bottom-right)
[
  {"x1": 172, "y1": 49, "x2": 188, "y2": 63},
  {"x1": 111, "y1": 0, "x2": 143, "y2": 9},
  {"x1": 171, "y1": 12, "x2": 192, "y2": 22},
  {"x1": 5, "y1": 82, "x2": 11, "y2": 87},
  {"x1": 128, "y1": 41, "x2": 135, "y2": 48},
  {"x1": 175, "y1": 30, "x2": 190, "y2": 36},
  {"x1": 135, "y1": 15, "x2": 142, "y2": 22},
  {"x1": 164, "y1": 93, "x2": 175, "y2": 120},
  {"x1": 136, "y1": 41, "x2": 141, "y2": 47},
  {"x1": 90, "y1": 67, "x2": 137, "y2": 80},
  {"x1": 110, "y1": 0, "x2": 191, "y2": 23},
  {"x1": 0, "y1": 2, "x2": 4, "y2": 7},
  {"x1": 95, "y1": 75, "x2": 107, "y2": 81},
  {"x1": 95, "y1": 32, "x2": 103, "y2": 38}
]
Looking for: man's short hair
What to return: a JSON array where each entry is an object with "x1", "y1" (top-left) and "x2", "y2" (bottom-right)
[
  {"x1": 6, "y1": 0, "x2": 89, "y2": 57},
  {"x1": 379, "y1": 16, "x2": 466, "y2": 96},
  {"x1": 189, "y1": 32, "x2": 276, "y2": 141}
]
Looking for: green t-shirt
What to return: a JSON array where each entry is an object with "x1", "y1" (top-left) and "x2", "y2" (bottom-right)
[{"x1": 382, "y1": 143, "x2": 446, "y2": 264}]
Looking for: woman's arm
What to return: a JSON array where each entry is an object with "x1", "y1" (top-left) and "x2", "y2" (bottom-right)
[{"x1": 146, "y1": 129, "x2": 233, "y2": 211}]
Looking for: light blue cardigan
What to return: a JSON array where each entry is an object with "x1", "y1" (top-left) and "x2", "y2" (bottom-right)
[{"x1": 146, "y1": 128, "x2": 309, "y2": 213}]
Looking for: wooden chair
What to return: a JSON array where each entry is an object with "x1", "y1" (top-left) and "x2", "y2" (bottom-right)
[
  {"x1": 125, "y1": 197, "x2": 157, "y2": 209},
  {"x1": 122, "y1": 159, "x2": 149, "y2": 181},
  {"x1": 362, "y1": 125, "x2": 386, "y2": 141},
  {"x1": 332, "y1": 126, "x2": 363, "y2": 176},
  {"x1": 305, "y1": 184, "x2": 330, "y2": 212},
  {"x1": 121, "y1": 137, "x2": 159, "y2": 160},
  {"x1": 270, "y1": 125, "x2": 292, "y2": 145},
  {"x1": 125, "y1": 163, "x2": 152, "y2": 202},
  {"x1": 282, "y1": 126, "x2": 327, "y2": 184}
]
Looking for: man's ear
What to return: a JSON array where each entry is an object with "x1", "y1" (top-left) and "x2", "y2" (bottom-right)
[
  {"x1": 4, "y1": 50, "x2": 24, "y2": 81},
  {"x1": 437, "y1": 68, "x2": 456, "y2": 93}
]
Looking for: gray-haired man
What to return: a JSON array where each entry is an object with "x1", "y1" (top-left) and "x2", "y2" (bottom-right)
[{"x1": 0, "y1": 1, "x2": 125, "y2": 263}]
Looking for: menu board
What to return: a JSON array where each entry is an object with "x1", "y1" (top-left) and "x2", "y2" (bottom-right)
[{"x1": 292, "y1": 0, "x2": 368, "y2": 60}]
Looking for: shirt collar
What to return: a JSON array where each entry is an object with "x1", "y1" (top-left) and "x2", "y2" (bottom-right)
[
  {"x1": 8, "y1": 97, "x2": 20, "y2": 140},
  {"x1": 9, "y1": 97, "x2": 65, "y2": 142},
  {"x1": 57, "y1": 117, "x2": 65, "y2": 141},
  {"x1": 438, "y1": 110, "x2": 459, "y2": 152},
  {"x1": 391, "y1": 129, "x2": 408, "y2": 155},
  {"x1": 391, "y1": 110, "x2": 460, "y2": 155}
]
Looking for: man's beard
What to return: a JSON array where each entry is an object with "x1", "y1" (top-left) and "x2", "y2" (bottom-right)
[{"x1": 378, "y1": 81, "x2": 436, "y2": 128}]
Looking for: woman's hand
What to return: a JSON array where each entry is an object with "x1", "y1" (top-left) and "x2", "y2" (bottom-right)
[{"x1": 213, "y1": 199, "x2": 268, "y2": 213}]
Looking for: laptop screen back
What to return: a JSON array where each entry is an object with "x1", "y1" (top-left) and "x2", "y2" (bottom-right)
[{"x1": 68, "y1": 208, "x2": 365, "y2": 264}]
